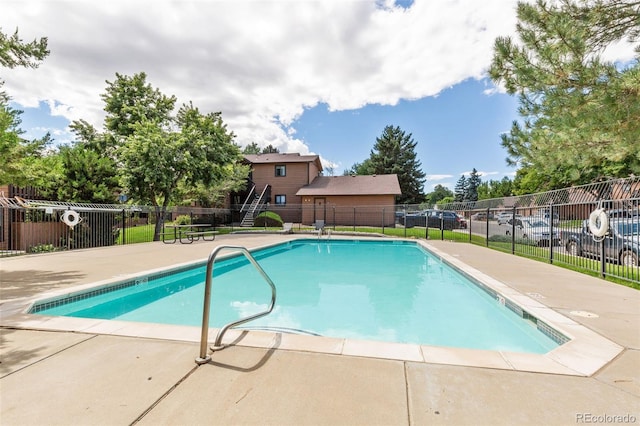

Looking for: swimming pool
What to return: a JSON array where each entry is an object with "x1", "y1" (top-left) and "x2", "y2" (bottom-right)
[{"x1": 31, "y1": 239, "x2": 565, "y2": 354}]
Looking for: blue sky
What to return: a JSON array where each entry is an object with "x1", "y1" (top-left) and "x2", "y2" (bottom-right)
[
  {"x1": 292, "y1": 78, "x2": 520, "y2": 188},
  {"x1": 14, "y1": 77, "x2": 520, "y2": 191},
  {"x1": 3, "y1": 0, "x2": 526, "y2": 192}
]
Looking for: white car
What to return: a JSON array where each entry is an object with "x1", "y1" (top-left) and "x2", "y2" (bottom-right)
[
  {"x1": 505, "y1": 218, "x2": 561, "y2": 246},
  {"x1": 497, "y1": 212, "x2": 522, "y2": 225}
]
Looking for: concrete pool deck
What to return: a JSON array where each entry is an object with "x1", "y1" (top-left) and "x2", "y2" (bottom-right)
[{"x1": 1, "y1": 233, "x2": 639, "y2": 425}]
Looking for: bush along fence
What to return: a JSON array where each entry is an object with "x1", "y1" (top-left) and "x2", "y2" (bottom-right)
[{"x1": 1, "y1": 176, "x2": 638, "y2": 286}]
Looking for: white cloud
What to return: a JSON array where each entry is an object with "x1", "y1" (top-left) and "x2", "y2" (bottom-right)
[
  {"x1": 1, "y1": 0, "x2": 520, "y2": 152},
  {"x1": 426, "y1": 174, "x2": 453, "y2": 181}
]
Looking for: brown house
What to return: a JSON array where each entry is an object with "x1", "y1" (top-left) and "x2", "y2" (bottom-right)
[
  {"x1": 237, "y1": 153, "x2": 401, "y2": 226},
  {"x1": 297, "y1": 175, "x2": 401, "y2": 226},
  {"x1": 239, "y1": 153, "x2": 323, "y2": 224}
]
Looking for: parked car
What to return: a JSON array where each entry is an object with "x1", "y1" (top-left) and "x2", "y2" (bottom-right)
[
  {"x1": 505, "y1": 218, "x2": 561, "y2": 246},
  {"x1": 457, "y1": 213, "x2": 468, "y2": 229},
  {"x1": 607, "y1": 208, "x2": 640, "y2": 219},
  {"x1": 564, "y1": 219, "x2": 639, "y2": 266},
  {"x1": 404, "y1": 210, "x2": 466, "y2": 230},
  {"x1": 542, "y1": 211, "x2": 560, "y2": 225},
  {"x1": 471, "y1": 212, "x2": 488, "y2": 221},
  {"x1": 425, "y1": 210, "x2": 467, "y2": 230},
  {"x1": 497, "y1": 212, "x2": 523, "y2": 225}
]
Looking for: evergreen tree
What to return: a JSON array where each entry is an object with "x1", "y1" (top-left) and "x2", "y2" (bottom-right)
[
  {"x1": 454, "y1": 175, "x2": 467, "y2": 202},
  {"x1": 466, "y1": 168, "x2": 482, "y2": 202},
  {"x1": 0, "y1": 27, "x2": 49, "y2": 69},
  {"x1": 343, "y1": 159, "x2": 374, "y2": 176},
  {"x1": 368, "y1": 125, "x2": 426, "y2": 204},
  {"x1": 262, "y1": 144, "x2": 279, "y2": 154},
  {"x1": 1, "y1": 27, "x2": 49, "y2": 186},
  {"x1": 490, "y1": 0, "x2": 640, "y2": 187},
  {"x1": 242, "y1": 142, "x2": 261, "y2": 154}
]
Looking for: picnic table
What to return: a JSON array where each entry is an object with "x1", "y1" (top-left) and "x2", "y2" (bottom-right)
[{"x1": 161, "y1": 224, "x2": 218, "y2": 244}]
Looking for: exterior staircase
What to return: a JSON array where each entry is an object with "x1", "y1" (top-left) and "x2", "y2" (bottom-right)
[{"x1": 240, "y1": 185, "x2": 270, "y2": 227}]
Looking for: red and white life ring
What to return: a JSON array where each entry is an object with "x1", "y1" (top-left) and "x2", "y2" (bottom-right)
[{"x1": 588, "y1": 208, "x2": 608, "y2": 237}]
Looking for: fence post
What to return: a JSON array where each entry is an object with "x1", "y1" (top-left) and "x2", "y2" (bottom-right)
[
  {"x1": 403, "y1": 206, "x2": 407, "y2": 238},
  {"x1": 425, "y1": 216, "x2": 428, "y2": 240},
  {"x1": 353, "y1": 207, "x2": 356, "y2": 232},
  {"x1": 440, "y1": 214, "x2": 444, "y2": 240},
  {"x1": 600, "y1": 239, "x2": 606, "y2": 278},
  {"x1": 549, "y1": 203, "x2": 554, "y2": 264},
  {"x1": 121, "y1": 209, "x2": 126, "y2": 245},
  {"x1": 468, "y1": 208, "x2": 472, "y2": 241},
  {"x1": 485, "y1": 207, "x2": 490, "y2": 246},
  {"x1": 510, "y1": 206, "x2": 516, "y2": 253},
  {"x1": 382, "y1": 208, "x2": 385, "y2": 235},
  {"x1": 333, "y1": 206, "x2": 336, "y2": 231}
]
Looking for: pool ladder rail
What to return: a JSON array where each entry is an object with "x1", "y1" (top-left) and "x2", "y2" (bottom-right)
[{"x1": 196, "y1": 245, "x2": 277, "y2": 365}]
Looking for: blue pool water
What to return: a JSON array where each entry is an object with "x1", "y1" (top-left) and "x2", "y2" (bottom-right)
[{"x1": 33, "y1": 239, "x2": 561, "y2": 353}]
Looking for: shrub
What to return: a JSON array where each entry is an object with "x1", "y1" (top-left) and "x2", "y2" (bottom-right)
[
  {"x1": 174, "y1": 215, "x2": 191, "y2": 225},
  {"x1": 488, "y1": 234, "x2": 538, "y2": 247},
  {"x1": 27, "y1": 243, "x2": 59, "y2": 253},
  {"x1": 254, "y1": 211, "x2": 283, "y2": 227}
]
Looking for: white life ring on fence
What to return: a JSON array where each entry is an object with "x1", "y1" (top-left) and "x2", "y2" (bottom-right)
[
  {"x1": 588, "y1": 208, "x2": 609, "y2": 237},
  {"x1": 61, "y1": 210, "x2": 81, "y2": 227}
]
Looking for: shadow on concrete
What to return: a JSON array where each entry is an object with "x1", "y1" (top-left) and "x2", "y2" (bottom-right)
[
  {"x1": 0, "y1": 270, "x2": 87, "y2": 300},
  {"x1": 207, "y1": 331, "x2": 281, "y2": 373}
]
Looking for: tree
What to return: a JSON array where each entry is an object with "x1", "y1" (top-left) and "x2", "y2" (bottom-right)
[
  {"x1": 51, "y1": 121, "x2": 119, "y2": 203},
  {"x1": 1, "y1": 27, "x2": 50, "y2": 186},
  {"x1": 261, "y1": 144, "x2": 279, "y2": 154},
  {"x1": 454, "y1": 175, "x2": 467, "y2": 202},
  {"x1": 466, "y1": 168, "x2": 482, "y2": 202},
  {"x1": 490, "y1": 0, "x2": 640, "y2": 187},
  {"x1": 343, "y1": 159, "x2": 374, "y2": 176},
  {"x1": 102, "y1": 72, "x2": 176, "y2": 143},
  {"x1": 242, "y1": 142, "x2": 261, "y2": 154},
  {"x1": 424, "y1": 184, "x2": 454, "y2": 206},
  {"x1": 102, "y1": 73, "x2": 246, "y2": 239},
  {"x1": 367, "y1": 125, "x2": 426, "y2": 204},
  {"x1": 242, "y1": 142, "x2": 280, "y2": 155},
  {"x1": 477, "y1": 176, "x2": 514, "y2": 200},
  {"x1": 0, "y1": 27, "x2": 49, "y2": 69}
]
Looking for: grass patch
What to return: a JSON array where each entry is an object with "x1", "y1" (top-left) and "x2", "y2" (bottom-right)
[{"x1": 116, "y1": 224, "x2": 155, "y2": 244}]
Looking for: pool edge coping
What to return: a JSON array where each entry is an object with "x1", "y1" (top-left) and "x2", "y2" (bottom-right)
[{"x1": 1, "y1": 236, "x2": 624, "y2": 377}]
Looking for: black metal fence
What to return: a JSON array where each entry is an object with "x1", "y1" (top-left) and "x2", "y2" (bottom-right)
[
  {"x1": 2, "y1": 176, "x2": 638, "y2": 286},
  {"x1": 460, "y1": 200, "x2": 639, "y2": 284}
]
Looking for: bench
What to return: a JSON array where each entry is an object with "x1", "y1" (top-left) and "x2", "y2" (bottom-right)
[
  {"x1": 160, "y1": 232, "x2": 177, "y2": 244},
  {"x1": 180, "y1": 230, "x2": 219, "y2": 244}
]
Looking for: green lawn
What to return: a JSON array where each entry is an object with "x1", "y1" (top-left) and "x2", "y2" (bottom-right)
[{"x1": 116, "y1": 224, "x2": 155, "y2": 244}]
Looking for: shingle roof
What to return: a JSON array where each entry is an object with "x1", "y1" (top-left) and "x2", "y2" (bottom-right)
[
  {"x1": 244, "y1": 153, "x2": 322, "y2": 169},
  {"x1": 296, "y1": 175, "x2": 401, "y2": 196}
]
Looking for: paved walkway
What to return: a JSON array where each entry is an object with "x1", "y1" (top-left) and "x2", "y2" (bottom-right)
[{"x1": 1, "y1": 234, "x2": 639, "y2": 425}]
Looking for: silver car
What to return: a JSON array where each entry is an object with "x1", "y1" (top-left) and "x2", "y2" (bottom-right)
[{"x1": 505, "y1": 218, "x2": 561, "y2": 246}]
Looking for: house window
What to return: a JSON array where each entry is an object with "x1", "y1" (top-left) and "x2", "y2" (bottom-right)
[
  {"x1": 275, "y1": 165, "x2": 286, "y2": 177},
  {"x1": 275, "y1": 195, "x2": 286, "y2": 205}
]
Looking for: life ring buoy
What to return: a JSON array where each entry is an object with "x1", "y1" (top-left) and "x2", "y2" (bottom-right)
[
  {"x1": 588, "y1": 208, "x2": 609, "y2": 237},
  {"x1": 62, "y1": 210, "x2": 81, "y2": 227}
]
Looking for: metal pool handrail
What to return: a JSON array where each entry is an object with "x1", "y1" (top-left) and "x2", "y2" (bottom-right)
[{"x1": 196, "y1": 245, "x2": 277, "y2": 365}]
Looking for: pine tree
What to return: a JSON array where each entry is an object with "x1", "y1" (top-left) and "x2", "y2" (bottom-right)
[
  {"x1": 454, "y1": 175, "x2": 467, "y2": 202},
  {"x1": 490, "y1": 0, "x2": 640, "y2": 187},
  {"x1": 368, "y1": 125, "x2": 426, "y2": 204},
  {"x1": 466, "y1": 168, "x2": 482, "y2": 202}
]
